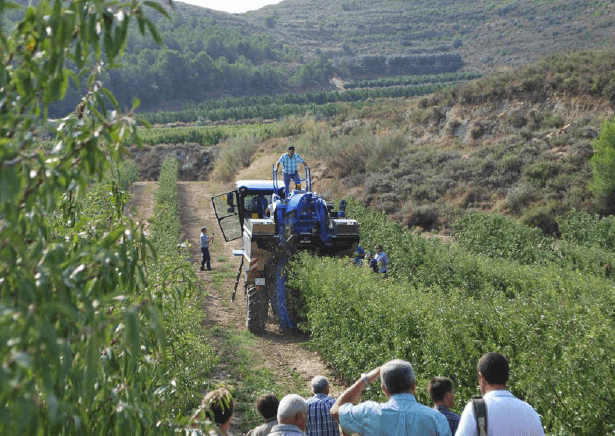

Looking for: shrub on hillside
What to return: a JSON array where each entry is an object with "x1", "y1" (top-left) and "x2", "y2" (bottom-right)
[
  {"x1": 212, "y1": 133, "x2": 259, "y2": 182},
  {"x1": 453, "y1": 211, "x2": 552, "y2": 265},
  {"x1": 402, "y1": 204, "x2": 440, "y2": 231},
  {"x1": 590, "y1": 116, "x2": 615, "y2": 213},
  {"x1": 504, "y1": 184, "x2": 534, "y2": 214},
  {"x1": 521, "y1": 206, "x2": 561, "y2": 237}
]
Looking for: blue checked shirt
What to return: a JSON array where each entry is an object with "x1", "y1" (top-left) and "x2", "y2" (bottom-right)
[
  {"x1": 434, "y1": 405, "x2": 460, "y2": 436},
  {"x1": 306, "y1": 394, "x2": 340, "y2": 436},
  {"x1": 277, "y1": 153, "x2": 305, "y2": 174}
]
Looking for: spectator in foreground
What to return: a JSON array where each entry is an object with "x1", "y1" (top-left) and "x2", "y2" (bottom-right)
[
  {"x1": 269, "y1": 394, "x2": 309, "y2": 436},
  {"x1": 247, "y1": 393, "x2": 279, "y2": 436},
  {"x1": 455, "y1": 352, "x2": 544, "y2": 436},
  {"x1": 189, "y1": 387, "x2": 234, "y2": 436},
  {"x1": 306, "y1": 376, "x2": 340, "y2": 436},
  {"x1": 330, "y1": 359, "x2": 451, "y2": 436},
  {"x1": 428, "y1": 377, "x2": 460, "y2": 435}
]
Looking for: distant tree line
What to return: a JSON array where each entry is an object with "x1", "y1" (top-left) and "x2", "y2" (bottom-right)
[
  {"x1": 0, "y1": 0, "x2": 467, "y2": 118},
  {"x1": 339, "y1": 53, "x2": 464, "y2": 79},
  {"x1": 41, "y1": 10, "x2": 335, "y2": 117}
]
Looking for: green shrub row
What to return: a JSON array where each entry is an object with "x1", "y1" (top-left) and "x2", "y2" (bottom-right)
[
  {"x1": 139, "y1": 124, "x2": 280, "y2": 146},
  {"x1": 559, "y1": 209, "x2": 615, "y2": 250},
  {"x1": 343, "y1": 71, "x2": 482, "y2": 89},
  {"x1": 290, "y1": 205, "x2": 615, "y2": 435},
  {"x1": 146, "y1": 157, "x2": 216, "y2": 419},
  {"x1": 139, "y1": 126, "x2": 232, "y2": 146},
  {"x1": 141, "y1": 84, "x2": 449, "y2": 124},
  {"x1": 452, "y1": 211, "x2": 615, "y2": 280}
]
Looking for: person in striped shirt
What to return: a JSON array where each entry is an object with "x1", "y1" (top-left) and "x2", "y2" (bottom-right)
[
  {"x1": 305, "y1": 376, "x2": 340, "y2": 436},
  {"x1": 276, "y1": 146, "x2": 309, "y2": 197}
]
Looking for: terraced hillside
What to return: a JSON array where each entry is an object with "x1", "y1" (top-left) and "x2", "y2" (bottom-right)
[{"x1": 240, "y1": 0, "x2": 615, "y2": 75}]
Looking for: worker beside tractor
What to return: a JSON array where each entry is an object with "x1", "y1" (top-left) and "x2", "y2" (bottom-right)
[{"x1": 200, "y1": 227, "x2": 214, "y2": 271}]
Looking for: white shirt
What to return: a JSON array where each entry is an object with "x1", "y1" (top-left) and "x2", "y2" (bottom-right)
[{"x1": 456, "y1": 390, "x2": 544, "y2": 436}]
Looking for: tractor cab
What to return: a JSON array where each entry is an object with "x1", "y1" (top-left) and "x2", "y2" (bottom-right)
[{"x1": 212, "y1": 180, "x2": 285, "y2": 242}]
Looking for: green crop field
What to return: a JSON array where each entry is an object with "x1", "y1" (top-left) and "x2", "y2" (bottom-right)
[{"x1": 289, "y1": 201, "x2": 615, "y2": 435}]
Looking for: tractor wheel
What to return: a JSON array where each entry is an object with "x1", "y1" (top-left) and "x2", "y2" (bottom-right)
[{"x1": 246, "y1": 285, "x2": 267, "y2": 333}]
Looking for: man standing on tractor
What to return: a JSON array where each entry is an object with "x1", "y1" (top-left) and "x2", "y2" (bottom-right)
[{"x1": 276, "y1": 146, "x2": 309, "y2": 197}]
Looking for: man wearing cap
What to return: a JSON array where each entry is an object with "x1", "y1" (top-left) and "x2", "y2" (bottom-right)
[
  {"x1": 330, "y1": 359, "x2": 451, "y2": 436},
  {"x1": 276, "y1": 146, "x2": 309, "y2": 197},
  {"x1": 306, "y1": 376, "x2": 340, "y2": 436},
  {"x1": 200, "y1": 226, "x2": 214, "y2": 271}
]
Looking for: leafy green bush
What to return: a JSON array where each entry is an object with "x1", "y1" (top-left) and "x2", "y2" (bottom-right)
[
  {"x1": 590, "y1": 116, "x2": 615, "y2": 212},
  {"x1": 0, "y1": 0, "x2": 210, "y2": 433},
  {"x1": 558, "y1": 210, "x2": 615, "y2": 250},
  {"x1": 453, "y1": 211, "x2": 552, "y2": 265}
]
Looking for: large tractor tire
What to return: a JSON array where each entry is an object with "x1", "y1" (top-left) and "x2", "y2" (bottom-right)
[{"x1": 246, "y1": 285, "x2": 268, "y2": 333}]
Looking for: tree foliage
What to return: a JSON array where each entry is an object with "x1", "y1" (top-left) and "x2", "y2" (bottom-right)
[{"x1": 0, "y1": 0, "x2": 203, "y2": 433}]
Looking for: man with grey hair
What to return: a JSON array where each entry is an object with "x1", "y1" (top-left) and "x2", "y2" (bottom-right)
[
  {"x1": 330, "y1": 359, "x2": 451, "y2": 436},
  {"x1": 306, "y1": 376, "x2": 340, "y2": 436},
  {"x1": 269, "y1": 394, "x2": 309, "y2": 436}
]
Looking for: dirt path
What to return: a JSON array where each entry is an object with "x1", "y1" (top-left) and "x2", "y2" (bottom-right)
[
  {"x1": 177, "y1": 180, "x2": 344, "y2": 386},
  {"x1": 130, "y1": 177, "x2": 347, "y2": 433}
]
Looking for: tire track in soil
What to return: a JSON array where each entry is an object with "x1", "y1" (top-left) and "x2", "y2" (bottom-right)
[{"x1": 176, "y1": 181, "x2": 345, "y2": 433}]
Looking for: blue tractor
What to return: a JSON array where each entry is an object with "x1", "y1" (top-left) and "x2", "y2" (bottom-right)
[{"x1": 211, "y1": 167, "x2": 360, "y2": 333}]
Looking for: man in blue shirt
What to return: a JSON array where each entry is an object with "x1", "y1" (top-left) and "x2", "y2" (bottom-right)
[
  {"x1": 200, "y1": 227, "x2": 214, "y2": 271},
  {"x1": 374, "y1": 244, "x2": 389, "y2": 276},
  {"x1": 306, "y1": 376, "x2": 340, "y2": 436},
  {"x1": 276, "y1": 146, "x2": 309, "y2": 197},
  {"x1": 428, "y1": 377, "x2": 460, "y2": 435},
  {"x1": 354, "y1": 245, "x2": 366, "y2": 266},
  {"x1": 330, "y1": 359, "x2": 451, "y2": 436}
]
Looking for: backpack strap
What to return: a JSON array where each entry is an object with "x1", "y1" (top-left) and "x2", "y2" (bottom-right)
[{"x1": 471, "y1": 395, "x2": 488, "y2": 436}]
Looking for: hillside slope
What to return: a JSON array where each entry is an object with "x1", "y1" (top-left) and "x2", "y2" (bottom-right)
[
  {"x1": 8, "y1": 0, "x2": 612, "y2": 113},
  {"x1": 233, "y1": 0, "x2": 614, "y2": 74}
]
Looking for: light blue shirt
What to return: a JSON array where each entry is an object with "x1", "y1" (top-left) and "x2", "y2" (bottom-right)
[
  {"x1": 201, "y1": 233, "x2": 210, "y2": 248},
  {"x1": 277, "y1": 153, "x2": 305, "y2": 174},
  {"x1": 338, "y1": 393, "x2": 451, "y2": 436},
  {"x1": 375, "y1": 251, "x2": 389, "y2": 273}
]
